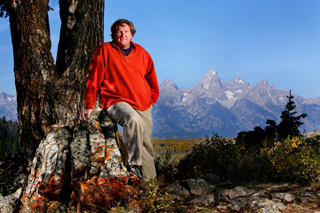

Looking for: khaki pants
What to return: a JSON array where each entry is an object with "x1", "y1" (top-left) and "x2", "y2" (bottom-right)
[{"x1": 106, "y1": 102, "x2": 156, "y2": 179}]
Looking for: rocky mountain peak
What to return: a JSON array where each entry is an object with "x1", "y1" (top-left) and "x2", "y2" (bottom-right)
[
  {"x1": 198, "y1": 69, "x2": 221, "y2": 89},
  {"x1": 160, "y1": 79, "x2": 179, "y2": 90},
  {"x1": 256, "y1": 79, "x2": 270, "y2": 87},
  {"x1": 0, "y1": 92, "x2": 16, "y2": 104},
  {"x1": 152, "y1": 69, "x2": 319, "y2": 138}
]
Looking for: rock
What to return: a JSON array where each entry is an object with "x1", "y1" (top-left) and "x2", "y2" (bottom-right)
[
  {"x1": 221, "y1": 186, "x2": 255, "y2": 200},
  {"x1": 190, "y1": 194, "x2": 215, "y2": 206},
  {"x1": 0, "y1": 195, "x2": 21, "y2": 213},
  {"x1": 21, "y1": 127, "x2": 72, "y2": 212},
  {"x1": 250, "y1": 198, "x2": 286, "y2": 213},
  {"x1": 165, "y1": 179, "x2": 212, "y2": 197},
  {"x1": 20, "y1": 109, "x2": 131, "y2": 212},
  {"x1": 272, "y1": 192, "x2": 295, "y2": 203},
  {"x1": 250, "y1": 191, "x2": 267, "y2": 200},
  {"x1": 296, "y1": 190, "x2": 318, "y2": 203},
  {"x1": 165, "y1": 181, "x2": 190, "y2": 197},
  {"x1": 202, "y1": 173, "x2": 220, "y2": 185},
  {"x1": 184, "y1": 179, "x2": 212, "y2": 196},
  {"x1": 13, "y1": 188, "x2": 22, "y2": 199},
  {"x1": 230, "y1": 197, "x2": 246, "y2": 211}
]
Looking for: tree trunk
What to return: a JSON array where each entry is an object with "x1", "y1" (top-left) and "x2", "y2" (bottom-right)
[
  {"x1": 53, "y1": 0, "x2": 104, "y2": 128},
  {"x1": 8, "y1": 0, "x2": 104, "y2": 162}
]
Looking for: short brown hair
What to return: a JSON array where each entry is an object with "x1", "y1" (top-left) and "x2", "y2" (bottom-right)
[{"x1": 111, "y1": 19, "x2": 136, "y2": 39}]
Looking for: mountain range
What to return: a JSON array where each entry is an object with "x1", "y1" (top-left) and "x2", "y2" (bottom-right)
[
  {"x1": 152, "y1": 69, "x2": 320, "y2": 138},
  {"x1": 0, "y1": 92, "x2": 17, "y2": 121},
  {"x1": 1, "y1": 70, "x2": 319, "y2": 138}
]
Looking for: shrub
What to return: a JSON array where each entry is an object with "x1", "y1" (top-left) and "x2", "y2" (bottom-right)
[
  {"x1": 176, "y1": 134, "x2": 240, "y2": 181},
  {"x1": 0, "y1": 173, "x2": 19, "y2": 196},
  {"x1": 154, "y1": 148, "x2": 178, "y2": 183},
  {"x1": 175, "y1": 133, "x2": 276, "y2": 183},
  {"x1": 139, "y1": 179, "x2": 175, "y2": 212},
  {"x1": 270, "y1": 136, "x2": 320, "y2": 184}
]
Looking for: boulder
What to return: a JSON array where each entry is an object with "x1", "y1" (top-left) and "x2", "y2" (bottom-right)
[
  {"x1": 165, "y1": 178, "x2": 212, "y2": 197},
  {"x1": 272, "y1": 192, "x2": 295, "y2": 203},
  {"x1": 184, "y1": 179, "x2": 212, "y2": 196},
  {"x1": 221, "y1": 186, "x2": 255, "y2": 200},
  {"x1": 164, "y1": 181, "x2": 190, "y2": 197},
  {"x1": 190, "y1": 194, "x2": 215, "y2": 206},
  {"x1": 250, "y1": 198, "x2": 286, "y2": 213},
  {"x1": 20, "y1": 109, "x2": 133, "y2": 212},
  {"x1": 0, "y1": 195, "x2": 21, "y2": 213}
]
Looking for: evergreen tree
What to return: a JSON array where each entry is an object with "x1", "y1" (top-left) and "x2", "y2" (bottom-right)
[
  {"x1": 277, "y1": 90, "x2": 307, "y2": 141},
  {"x1": 0, "y1": 117, "x2": 19, "y2": 160}
]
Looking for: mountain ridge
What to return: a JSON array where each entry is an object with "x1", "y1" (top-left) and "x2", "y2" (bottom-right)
[
  {"x1": 0, "y1": 92, "x2": 17, "y2": 121},
  {"x1": 0, "y1": 70, "x2": 319, "y2": 138},
  {"x1": 152, "y1": 69, "x2": 320, "y2": 138}
]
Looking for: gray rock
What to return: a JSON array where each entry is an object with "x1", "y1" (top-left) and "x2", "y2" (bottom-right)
[
  {"x1": 165, "y1": 181, "x2": 190, "y2": 197},
  {"x1": 221, "y1": 186, "x2": 255, "y2": 200},
  {"x1": 0, "y1": 195, "x2": 21, "y2": 213},
  {"x1": 296, "y1": 190, "x2": 317, "y2": 203},
  {"x1": 250, "y1": 198, "x2": 286, "y2": 213},
  {"x1": 272, "y1": 192, "x2": 295, "y2": 203},
  {"x1": 12, "y1": 188, "x2": 22, "y2": 199},
  {"x1": 165, "y1": 179, "x2": 212, "y2": 197},
  {"x1": 230, "y1": 197, "x2": 247, "y2": 211},
  {"x1": 250, "y1": 191, "x2": 267, "y2": 200},
  {"x1": 202, "y1": 173, "x2": 220, "y2": 185},
  {"x1": 20, "y1": 109, "x2": 130, "y2": 212},
  {"x1": 190, "y1": 194, "x2": 215, "y2": 206},
  {"x1": 184, "y1": 179, "x2": 211, "y2": 196},
  {"x1": 25, "y1": 127, "x2": 71, "y2": 200}
]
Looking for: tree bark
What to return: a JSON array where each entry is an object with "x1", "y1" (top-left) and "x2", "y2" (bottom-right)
[
  {"x1": 8, "y1": 0, "x2": 104, "y2": 162},
  {"x1": 53, "y1": 0, "x2": 104, "y2": 128}
]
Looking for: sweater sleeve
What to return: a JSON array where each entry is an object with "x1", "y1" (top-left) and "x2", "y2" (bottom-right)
[
  {"x1": 144, "y1": 54, "x2": 159, "y2": 105},
  {"x1": 84, "y1": 46, "x2": 105, "y2": 109}
]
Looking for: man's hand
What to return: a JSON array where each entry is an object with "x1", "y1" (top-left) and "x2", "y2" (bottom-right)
[{"x1": 81, "y1": 109, "x2": 94, "y2": 121}]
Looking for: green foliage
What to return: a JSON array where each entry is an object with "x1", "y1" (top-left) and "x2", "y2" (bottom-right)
[
  {"x1": 277, "y1": 90, "x2": 307, "y2": 141},
  {"x1": 236, "y1": 91, "x2": 307, "y2": 154},
  {"x1": 176, "y1": 133, "x2": 276, "y2": 182},
  {"x1": 139, "y1": 179, "x2": 175, "y2": 212},
  {"x1": 154, "y1": 148, "x2": 178, "y2": 182},
  {"x1": 0, "y1": 173, "x2": 19, "y2": 196},
  {"x1": 175, "y1": 92, "x2": 317, "y2": 184},
  {"x1": 177, "y1": 134, "x2": 237, "y2": 180},
  {"x1": 0, "y1": 117, "x2": 19, "y2": 160},
  {"x1": 271, "y1": 136, "x2": 320, "y2": 184}
]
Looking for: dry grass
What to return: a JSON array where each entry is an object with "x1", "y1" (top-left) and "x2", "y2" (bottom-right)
[{"x1": 152, "y1": 138, "x2": 205, "y2": 157}]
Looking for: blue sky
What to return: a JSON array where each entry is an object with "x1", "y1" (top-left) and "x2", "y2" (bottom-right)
[{"x1": 0, "y1": 0, "x2": 319, "y2": 99}]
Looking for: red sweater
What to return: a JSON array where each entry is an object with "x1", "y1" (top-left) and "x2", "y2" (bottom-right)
[{"x1": 85, "y1": 41, "x2": 159, "y2": 111}]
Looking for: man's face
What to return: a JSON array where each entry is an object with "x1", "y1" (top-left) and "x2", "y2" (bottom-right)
[{"x1": 114, "y1": 24, "x2": 133, "y2": 49}]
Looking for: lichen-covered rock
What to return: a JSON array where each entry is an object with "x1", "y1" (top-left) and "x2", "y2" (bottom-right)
[
  {"x1": 21, "y1": 127, "x2": 71, "y2": 212},
  {"x1": 0, "y1": 195, "x2": 21, "y2": 213},
  {"x1": 20, "y1": 109, "x2": 131, "y2": 212}
]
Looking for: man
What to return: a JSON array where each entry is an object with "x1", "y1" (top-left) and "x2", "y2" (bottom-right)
[{"x1": 81, "y1": 19, "x2": 159, "y2": 180}]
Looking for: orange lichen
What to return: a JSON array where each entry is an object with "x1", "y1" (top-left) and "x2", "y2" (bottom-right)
[
  {"x1": 74, "y1": 176, "x2": 137, "y2": 211},
  {"x1": 95, "y1": 121, "x2": 103, "y2": 133},
  {"x1": 104, "y1": 146, "x2": 114, "y2": 162},
  {"x1": 37, "y1": 171, "x2": 65, "y2": 199}
]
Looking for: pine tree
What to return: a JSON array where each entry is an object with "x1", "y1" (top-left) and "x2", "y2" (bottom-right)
[{"x1": 277, "y1": 90, "x2": 307, "y2": 141}]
